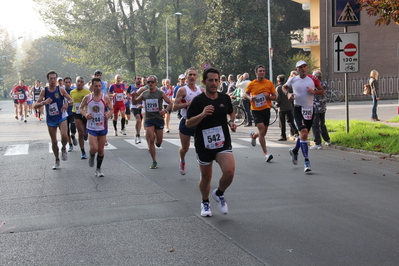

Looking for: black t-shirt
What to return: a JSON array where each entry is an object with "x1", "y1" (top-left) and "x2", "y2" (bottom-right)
[{"x1": 187, "y1": 92, "x2": 233, "y2": 152}]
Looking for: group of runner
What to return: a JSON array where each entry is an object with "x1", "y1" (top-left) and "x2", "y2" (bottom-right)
[{"x1": 13, "y1": 61, "x2": 323, "y2": 217}]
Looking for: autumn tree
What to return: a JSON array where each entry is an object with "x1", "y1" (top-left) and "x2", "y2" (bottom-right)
[{"x1": 357, "y1": 0, "x2": 399, "y2": 26}]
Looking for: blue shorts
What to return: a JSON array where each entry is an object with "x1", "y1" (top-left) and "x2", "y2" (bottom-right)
[
  {"x1": 87, "y1": 128, "x2": 108, "y2": 136},
  {"x1": 145, "y1": 119, "x2": 164, "y2": 130},
  {"x1": 27, "y1": 100, "x2": 33, "y2": 105},
  {"x1": 47, "y1": 117, "x2": 67, "y2": 127},
  {"x1": 179, "y1": 118, "x2": 196, "y2": 136}
]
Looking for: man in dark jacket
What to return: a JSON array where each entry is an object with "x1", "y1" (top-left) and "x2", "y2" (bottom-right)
[{"x1": 275, "y1": 74, "x2": 298, "y2": 141}]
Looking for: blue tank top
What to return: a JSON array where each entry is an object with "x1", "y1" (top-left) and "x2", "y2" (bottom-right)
[{"x1": 45, "y1": 86, "x2": 67, "y2": 124}]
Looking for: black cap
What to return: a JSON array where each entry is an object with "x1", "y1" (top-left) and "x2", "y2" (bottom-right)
[{"x1": 94, "y1": 70, "x2": 102, "y2": 75}]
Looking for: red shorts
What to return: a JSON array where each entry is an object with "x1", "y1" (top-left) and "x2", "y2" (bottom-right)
[
  {"x1": 113, "y1": 103, "x2": 126, "y2": 115},
  {"x1": 17, "y1": 100, "x2": 27, "y2": 104}
]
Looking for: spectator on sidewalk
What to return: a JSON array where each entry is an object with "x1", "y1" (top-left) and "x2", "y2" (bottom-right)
[{"x1": 276, "y1": 74, "x2": 297, "y2": 141}]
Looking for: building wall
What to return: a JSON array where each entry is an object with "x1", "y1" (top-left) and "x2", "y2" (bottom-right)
[{"x1": 320, "y1": 0, "x2": 399, "y2": 81}]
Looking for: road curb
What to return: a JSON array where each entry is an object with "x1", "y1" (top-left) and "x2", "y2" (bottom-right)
[{"x1": 332, "y1": 145, "x2": 399, "y2": 162}]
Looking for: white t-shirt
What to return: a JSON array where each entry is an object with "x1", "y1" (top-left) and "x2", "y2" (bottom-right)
[{"x1": 285, "y1": 75, "x2": 320, "y2": 108}]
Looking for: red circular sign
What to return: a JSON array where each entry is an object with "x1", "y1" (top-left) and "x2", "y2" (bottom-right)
[{"x1": 344, "y1": 43, "x2": 357, "y2": 57}]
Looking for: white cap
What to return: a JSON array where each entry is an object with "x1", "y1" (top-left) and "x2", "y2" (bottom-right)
[{"x1": 295, "y1": 60, "x2": 307, "y2": 68}]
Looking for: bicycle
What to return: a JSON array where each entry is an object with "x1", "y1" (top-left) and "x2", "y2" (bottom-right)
[
  {"x1": 326, "y1": 88, "x2": 344, "y2": 102},
  {"x1": 231, "y1": 98, "x2": 278, "y2": 126}
]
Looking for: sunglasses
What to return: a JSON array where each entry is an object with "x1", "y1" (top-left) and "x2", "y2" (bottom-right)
[{"x1": 147, "y1": 80, "x2": 155, "y2": 84}]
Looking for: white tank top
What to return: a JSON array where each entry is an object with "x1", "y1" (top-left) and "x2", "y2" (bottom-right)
[
  {"x1": 180, "y1": 85, "x2": 202, "y2": 119},
  {"x1": 86, "y1": 94, "x2": 107, "y2": 131}
]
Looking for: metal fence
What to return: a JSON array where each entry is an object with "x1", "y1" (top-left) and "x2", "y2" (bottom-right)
[{"x1": 328, "y1": 76, "x2": 399, "y2": 100}]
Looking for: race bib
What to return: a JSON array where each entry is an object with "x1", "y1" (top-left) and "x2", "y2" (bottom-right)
[
  {"x1": 49, "y1": 102, "x2": 60, "y2": 116},
  {"x1": 145, "y1": 99, "x2": 159, "y2": 112},
  {"x1": 202, "y1": 126, "x2": 225, "y2": 149},
  {"x1": 75, "y1": 103, "x2": 81, "y2": 114},
  {"x1": 34, "y1": 94, "x2": 40, "y2": 101},
  {"x1": 19, "y1": 93, "x2": 26, "y2": 100},
  {"x1": 115, "y1": 93, "x2": 124, "y2": 101},
  {"x1": 91, "y1": 113, "x2": 104, "y2": 127},
  {"x1": 302, "y1": 107, "x2": 313, "y2": 120},
  {"x1": 255, "y1": 94, "x2": 266, "y2": 107}
]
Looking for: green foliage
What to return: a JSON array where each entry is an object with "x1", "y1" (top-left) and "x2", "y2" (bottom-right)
[
  {"x1": 325, "y1": 119, "x2": 399, "y2": 154},
  {"x1": 289, "y1": 52, "x2": 320, "y2": 74},
  {"x1": 357, "y1": 0, "x2": 399, "y2": 26},
  {"x1": 19, "y1": 37, "x2": 95, "y2": 85},
  {"x1": 388, "y1": 116, "x2": 399, "y2": 122}
]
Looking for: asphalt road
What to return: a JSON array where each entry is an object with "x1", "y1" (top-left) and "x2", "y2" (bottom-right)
[{"x1": 0, "y1": 99, "x2": 398, "y2": 266}]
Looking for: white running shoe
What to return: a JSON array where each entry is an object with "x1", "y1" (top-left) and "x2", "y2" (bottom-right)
[
  {"x1": 52, "y1": 160, "x2": 60, "y2": 170},
  {"x1": 304, "y1": 160, "x2": 312, "y2": 172},
  {"x1": 135, "y1": 137, "x2": 140, "y2": 144},
  {"x1": 201, "y1": 202, "x2": 212, "y2": 217},
  {"x1": 95, "y1": 169, "x2": 104, "y2": 177},
  {"x1": 120, "y1": 129, "x2": 126, "y2": 135},
  {"x1": 165, "y1": 128, "x2": 170, "y2": 133},
  {"x1": 212, "y1": 189, "x2": 228, "y2": 215},
  {"x1": 310, "y1": 144, "x2": 322, "y2": 150},
  {"x1": 289, "y1": 148, "x2": 298, "y2": 165},
  {"x1": 114, "y1": 130, "x2": 118, "y2": 136},
  {"x1": 265, "y1": 153, "x2": 273, "y2": 162},
  {"x1": 20, "y1": 115, "x2": 24, "y2": 121},
  {"x1": 61, "y1": 148, "x2": 68, "y2": 161},
  {"x1": 325, "y1": 141, "x2": 331, "y2": 146}
]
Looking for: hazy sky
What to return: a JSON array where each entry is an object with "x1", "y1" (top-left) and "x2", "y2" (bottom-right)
[{"x1": 0, "y1": 0, "x2": 48, "y2": 39}]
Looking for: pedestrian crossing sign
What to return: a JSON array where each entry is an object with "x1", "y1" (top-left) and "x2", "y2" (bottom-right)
[{"x1": 333, "y1": 0, "x2": 361, "y2": 27}]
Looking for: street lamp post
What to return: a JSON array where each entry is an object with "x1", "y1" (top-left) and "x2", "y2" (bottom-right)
[{"x1": 166, "y1": 12, "x2": 182, "y2": 80}]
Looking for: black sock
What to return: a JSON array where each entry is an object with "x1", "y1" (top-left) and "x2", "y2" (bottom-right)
[
  {"x1": 96, "y1": 155, "x2": 104, "y2": 169},
  {"x1": 215, "y1": 189, "x2": 224, "y2": 197},
  {"x1": 81, "y1": 149, "x2": 85, "y2": 154},
  {"x1": 121, "y1": 118, "x2": 125, "y2": 130},
  {"x1": 113, "y1": 120, "x2": 117, "y2": 130},
  {"x1": 202, "y1": 199, "x2": 209, "y2": 203}
]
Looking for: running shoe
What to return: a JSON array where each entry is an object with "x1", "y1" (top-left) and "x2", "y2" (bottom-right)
[
  {"x1": 179, "y1": 161, "x2": 186, "y2": 175},
  {"x1": 95, "y1": 169, "x2": 104, "y2": 177},
  {"x1": 155, "y1": 142, "x2": 161, "y2": 148},
  {"x1": 61, "y1": 148, "x2": 68, "y2": 161},
  {"x1": 325, "y1": 141, "x2": 332, "y2": 146},
  {"x1": 135, "y1": 137, "x2": 140, "y2": 144},
  {"x1": 35, "y1": 113, "x2": 38, "y2": 118},
  {"x1": 72, "y1": 136, "x2": 78, "y2": 146},
  {"x1": 250, "y1": 132, "x2": 256, "y2": 147},
  {"x1": 81, "y1": 152, "x2": 87, "y2": 159},
  {"x1": 201, "y1": 202, "x2": 212, "y2": 217},
  {"x1": 20, "y1": 115, "x2": 24, "y2": 121},
  {"x1": 84, "y1": 134, "x2": 88, "y2": 141},
  {"x1": 105, "y1": 141, "x2": 109, "y2": 146},
  {"x1": 125, "y1": 120, "x2": 129, "y2": 125},
  {"x1": 265, "y1": 153, "x2": 273, "y2": 162},
  {"x1": 304, "y1": 160, "x2": 312, "y2": 172},
  {"x1": 114, "y1": 130, "x2": 118, "y2": 136},
  {"x1": 137, "y1": 136, "x2": 141, "y2": 143},
  {"x1": 150, "y1": 161, "x2": 158, "y2": 169},
  {"x1": 24, "y1": 119, "x2": 27, "y2": 123},
  {"x1": 89, "y1": 155, "x2": 95, "y2": 167},
  {"x1": 68, "y1": 144, "x2": 73, "y2": 152},
  {"x1": 289, "y1": 148, "x2": 298, "y2": 165},
  {"x1": 52, "y1": 160, "x2": 60, "y2": 170},
  {"x1": 310, "y1": 144, "x2": 322, "y2": 150},
  {"x1": 120, "y1": 129, "x2": 126, "y2": 135},
  {"x1": 212, "y1": 189, "x2": 228, "y2": 215},
  {"x1": 15, "y1": 116, "x2": 18, "y2": 120},
  {"x1": 165, "y1": 128, "x2": 170, "y2": 133}
]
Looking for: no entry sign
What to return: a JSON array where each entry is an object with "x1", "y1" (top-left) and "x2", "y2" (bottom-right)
[{"x1": 333, "y1": 32, "x2": 359, "y2": 73}]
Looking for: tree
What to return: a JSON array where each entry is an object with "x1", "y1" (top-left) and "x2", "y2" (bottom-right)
[
  {"x1": 19, "y1": 37, "x2": 94, "y2": 85},
  {"x1": 196, "y1": 0, "x2": 308, "y2": 80},
  {"x1": 357, "y1": 0, "x2": 399, "y2": 26},
  {"x1": 0, "y1": 27, "x2": 18, "y2": 97}
]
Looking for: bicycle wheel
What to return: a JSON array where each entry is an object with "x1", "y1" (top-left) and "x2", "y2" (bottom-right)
[
  {"x1": 269, "y1": 105, "x2": 278, "y2": 125},
  {"x1": 333, "y1": 90, "x2": 344, "y2": 102},
  {"x1": 234, "y1": 106, "x2": 246, "y2": 127}
]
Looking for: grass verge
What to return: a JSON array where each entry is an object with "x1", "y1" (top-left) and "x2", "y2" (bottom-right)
[{"x1": 324, "y1": 119, "x2": 399, "y2": 155}]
